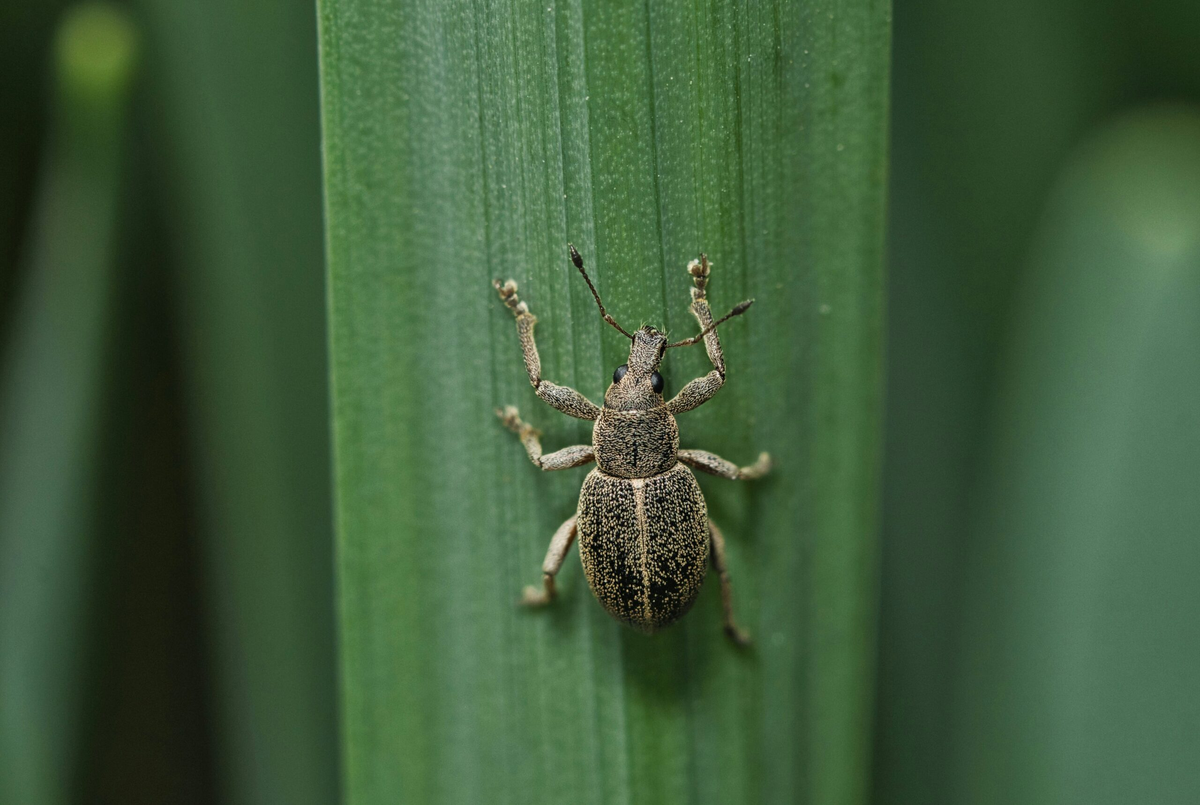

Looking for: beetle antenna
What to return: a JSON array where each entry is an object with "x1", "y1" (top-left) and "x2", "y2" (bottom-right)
[
  {"x1": 665, "y1": 299, "x2": 754, "y2": 348},
  {"x1": 568, "y1": 243, "x2": 634, "y2": 340}
]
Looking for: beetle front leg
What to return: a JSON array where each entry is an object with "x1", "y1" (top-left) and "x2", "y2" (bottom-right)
[
  {"x1": 494, "y1": 279, "x2": 601, "y2": 421},
  {"x1": 522, "y1": 514, "x2": 578, "y2": 606},
  {"x1": 667, "y1": 256, "x2": 727, "y2": 414},
  {"x1": 679, "y1": 449, "x2": 771, "y2": 480},
  {"x1": 709, "y1": 520, "x2": 751, "y2": 646},
  {"x1": 496, "y1": 406, "x2": 595, "y2": 470}
]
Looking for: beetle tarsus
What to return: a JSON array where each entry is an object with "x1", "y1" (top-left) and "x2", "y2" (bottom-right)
[
  {"x1": 724, "y1": 623, "x2": 753, "y2": 647},
  {"x1": 741, "y1": 452, "x2": 772, "y2": 479},
  {"x1": 521, "y1": 574, "x2": 555, "y2": 607},
  {"x1": 687, "y1": 254, "x2": 711, "y2": 298},
  {"x1": 496, "y1": 405, "x2": 531, "y2": 435},
  {"x1": 493, "y1": 278, "x2": 527, "y2": 316}
]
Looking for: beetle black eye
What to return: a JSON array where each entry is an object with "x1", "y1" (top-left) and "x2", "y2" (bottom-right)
[
  {"x1": 613, "y1": 364, "x2": 628, "y2": 383},
  {"x1": 650, "y1": 371, "x2": 664, "y2": 394}
]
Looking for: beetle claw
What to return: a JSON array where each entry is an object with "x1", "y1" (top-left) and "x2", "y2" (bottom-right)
[
  {"x1": 496, "y1": 405, "x2": 527, "y2": 434},
  {"x1": 725, "y1": 624, "x2": 753, "y2": 647},
  {"x1": 752, "y1": 452, "x2": 773, "y2": 476},
  {"x1": 687, "y1": 254, "x2": 711, "y2": 299},
  {"x1": 521, "y1": 585, "x2": 551, "y2": 607}
]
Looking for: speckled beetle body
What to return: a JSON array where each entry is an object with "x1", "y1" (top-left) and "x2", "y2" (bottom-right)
[
  {"x1": 577, "y1": 462, "x2": 708, "y2": 632},
  {"x1": 494, "y1": 247, "x2": 770, "y2": 644}
]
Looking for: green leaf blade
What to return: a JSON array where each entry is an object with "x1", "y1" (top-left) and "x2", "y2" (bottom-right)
[{"x1": 320, "y1": 2, "x2": 889, "y2": 803}]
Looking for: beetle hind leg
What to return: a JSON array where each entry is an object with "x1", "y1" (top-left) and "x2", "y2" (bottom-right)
[
  {"x1": 521, "y1": 514, "x2": 578, "y2": 607},
  {"x1": 709, "y1": 520, "x2": 751, "y2": 646}
]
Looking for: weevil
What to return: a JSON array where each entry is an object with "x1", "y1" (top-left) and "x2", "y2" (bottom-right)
[{"x1": 493, "y1": 245, "x2": 771, "y2": 644}]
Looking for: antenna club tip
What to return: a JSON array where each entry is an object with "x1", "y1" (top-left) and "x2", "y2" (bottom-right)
[
  {"x1": 567, "y1": 243, "x2": 583, "y2": 268},
  {"x1": 733, "y1": 299, "x2": 754, "y2": 315}
]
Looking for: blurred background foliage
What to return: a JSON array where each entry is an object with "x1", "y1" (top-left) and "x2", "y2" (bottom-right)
[
  {"x1": 878, "y1": 0, "x2": 1200, "y2": 803},
  {"x1": 0, "y1": 0, "x2": 335, "y2": 803},
  {"x1": 0, "y1": 1, "x2": 1195, "y2": 804}
]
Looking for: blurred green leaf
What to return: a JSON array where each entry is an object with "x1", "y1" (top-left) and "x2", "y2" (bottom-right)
[
  {"x1": 953, "y1": 107, "x2": 1200, "y2": 804},
  {"x1": 874, "y1": 3, "x2": 1125, "y2": 800},
  {"x1": 0, "y1": 5, "x2": 137, "y2": 802},
  {"x1": 1122, "y1": 0, "x2": 1200, "y2": 95},
  {"x1": 320, "y1": 1, "x2": 889, "y2": 803},
  {"x1": 0, "y1": 0, "x2": 69, "y2": 333},
  {"x1": 132, "y1": 0, "x2": 337, "y2": 802}
]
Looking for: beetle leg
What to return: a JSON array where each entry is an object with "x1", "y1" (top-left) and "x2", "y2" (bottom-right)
[
  {"x1": 667, "y1": 257, "x2": 728, "y2": 414},
  {"x1": 494, "y1": 279, "x2": 601, "y2": 420},
  {"x1": 521, "y1": 514, "x2": 578, "y2": 606},
  {"x1": 709, "y1": 520, "x2": 751, "y2": 646},
  {"x1": 497, "y1": 406, "x2": 595, "y2": 470},
  {"x1": 678, "y1": 449, "x2": 771, "y2": 480},
  {"x1": 686, "y1": 256, "x2": 727, "y2": 375}
]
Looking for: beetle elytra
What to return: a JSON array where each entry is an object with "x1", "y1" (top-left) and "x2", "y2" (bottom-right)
[{"x1": 493, "y1": 246, "x2": 770, "y2": 644}]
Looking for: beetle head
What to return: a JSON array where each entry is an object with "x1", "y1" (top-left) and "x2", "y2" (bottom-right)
[
  {"x1": 566, "y1": 244, "x2": 754, "y2": 410},
  {"x1": 605, "y1": 326, "x2": 667, "y2": 410}
]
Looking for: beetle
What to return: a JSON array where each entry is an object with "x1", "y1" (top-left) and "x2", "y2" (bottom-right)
[{"x1": 493, "y1": 245, "x2": 770, "y2": 644}]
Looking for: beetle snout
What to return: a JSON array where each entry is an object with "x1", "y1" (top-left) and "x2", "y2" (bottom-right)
[{"x1": 628, "y1": 327, "x2": 667, "y2": 372}]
